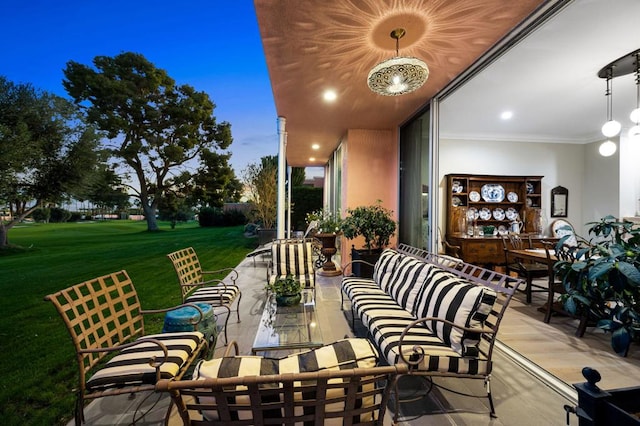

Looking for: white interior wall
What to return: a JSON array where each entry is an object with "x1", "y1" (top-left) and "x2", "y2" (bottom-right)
[{"x1": 438, "y1": 138, "x2": 587, "y2": 236}]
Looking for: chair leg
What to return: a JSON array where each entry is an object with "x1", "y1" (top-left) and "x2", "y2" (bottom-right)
[
  {"x1": 544, "y1": 284, "x2": 555, "y2": 323},
  {"x1": 485, "y1": 376, "x2": 497, "y2": 418},
  {"x1": 525, "y1": 274, "x2": 533, "y2": 304},
  {"x1": 235, "y1": 293, "x2": 242, "y2": 323},
  {"x1": 575, "y1": 313, "x2": 589, "y2": 337}
]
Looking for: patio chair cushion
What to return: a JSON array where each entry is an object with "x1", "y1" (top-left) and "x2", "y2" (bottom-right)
[
  {"x1": 193, "y1": 338, "x2": 379, "y2": 421},
  {"x1": 86, "y1": 331, "x2": 204, "y2": 391},
  {"x1": 185, "y1": 284, "x2": 240, "y2": 305},
  {"x1": 271, "y1": 241, "x2": 316, "y2": 288},
  {"x1": 412, "y1": 269, "x2": 497, "y2": 357}
]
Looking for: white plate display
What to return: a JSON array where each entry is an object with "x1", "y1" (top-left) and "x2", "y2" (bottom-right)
[
  {"x1": 479, "y1": 207, "x2": 492, "y2": 220},
  {"x1": 507, "y1": 191, "x2": 518, "y2": 202},
  {"x1": 452, "y1": 196, "x2": 462, "y2": 207},
  {"x1": 505, "y1": 207, "x2": 518, "y2": 221},
  {"x1": 526, "y1": 182, "x2": 534, "y2": 194},
  {"x1": 498, "y1": 225, "x2": 508, "y2": 235},
  {"x1": 492, "y1": 208, "x2": 505, "y2": 220},
  {"x1": 469, "y1": 191, "x2": 481, "y2": 202},
  {"x1": 481, "y1": 184, "x2": 505, "y2": 202},
  {"x1": 452, "y1": 181, "x2": 463, "y2": 193},
  {"x1": 526, "y1": 197, "x2": 533, "y2": 207},
  {"x1": 466, "y1": 207, "x2": 479, "y2": 220}
]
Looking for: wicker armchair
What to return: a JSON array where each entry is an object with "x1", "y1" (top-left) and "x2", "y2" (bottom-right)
[
  {"x1": 44, "y1": 270, "x2": 209, "y2": 426},
  {"x1": 167, "y1": 247, "x2": 242, "y2": 345}
]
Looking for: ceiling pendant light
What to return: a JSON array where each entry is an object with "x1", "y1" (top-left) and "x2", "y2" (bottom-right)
[
  {"x1": 628, "y1": 53, "x2": 640, "y2": 142},
  {"x1": 599, "y1": 140, "x2": 617, "y2": 157},
  {"x1": 367, "y1": 28, "x2": 429, "y2": 96},
  {"x1": 601, "y1": 69, "x2": 621, "y2": 137}
]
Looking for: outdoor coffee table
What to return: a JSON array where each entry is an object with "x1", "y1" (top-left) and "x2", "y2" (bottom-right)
[{"x1": 251, "y1": 289, "x2": 323, "y2": 354}]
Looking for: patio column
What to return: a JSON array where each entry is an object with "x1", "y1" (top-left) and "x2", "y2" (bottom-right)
[{"x1": 277, "y1": 116, "x2": 287, "y2": 239}]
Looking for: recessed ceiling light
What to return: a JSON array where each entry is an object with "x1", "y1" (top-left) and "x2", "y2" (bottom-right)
[
  {"x1": 311, "y1": 144, "x2": 320, "y2": 150},
  {"x1": 323, "y1": 90, "x2": 337, "y2": 102},
  {"x1": 500, "y1": 111, "x2": 513, "y2": 120},
  {"x1": 309, "y1": 157, "x2": 316, "y2": 162}
]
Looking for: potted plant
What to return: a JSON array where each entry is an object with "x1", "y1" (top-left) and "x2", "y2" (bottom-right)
[
  {"x1": 306, "y1": 208, "x2": 343, "y2": 276},
  {"x1": 341, "y1": 200, "x2": 397, "y2": 278},
  {"x1": 556, "y1": 215, "x2": 640, "y2": 356},
  {"x1": 266, "y1": 275, "x2": 303, "y2": 306}
]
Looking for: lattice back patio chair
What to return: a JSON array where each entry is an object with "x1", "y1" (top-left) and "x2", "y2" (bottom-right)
[
  {"x1": 267, "y1": 238, "x2": 318, "y2": 294},
  {"x1": 167, "y1": 247, "x2": 241, "y2": 345},
  {"x1": 44, "y1": 270, "x2": 208, "y2": 426},
  {"x1": 501, "y1": 233, "x2": 549, "y2": 304}
]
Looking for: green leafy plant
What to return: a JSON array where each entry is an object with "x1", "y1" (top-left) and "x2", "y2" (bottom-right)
[
  {"x1": 305, "y1": 208, "x2": 343, "y2": 234},
  {"x1": 556, "y1": 215, "x2": 640, "y2": 356},
  {"x1": 266, "y1": 275, "x2": 302, "y2": 295},
  {"x1": 341, "y1": 201, "x2": 396, "y2": 253}
]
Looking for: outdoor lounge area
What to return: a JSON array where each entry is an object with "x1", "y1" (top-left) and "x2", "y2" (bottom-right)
[{"x1": 70, "y1": 246, "x2": 640, "y2": 426}]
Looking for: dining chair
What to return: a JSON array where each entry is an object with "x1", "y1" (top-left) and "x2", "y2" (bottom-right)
[
  {"x1": 541, "y1": 241, "x2": 592, "y2": 337},
  {"x1": 501, "y1": 233, "x2": 549, "y2": 304}
]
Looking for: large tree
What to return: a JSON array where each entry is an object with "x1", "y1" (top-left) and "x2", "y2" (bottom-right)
[
  {"x1": 192, "y1": 150, "x2": 242, "y2": 208},
  {"x1": 63, "y1": 52, "x2": 233, "y2": 231},
  {"x1": 0, "y1": 76, "x2": 100, "y2": 247},
  {"x1": 243, "y1": 155, "x2": 278, "y2": 229}
]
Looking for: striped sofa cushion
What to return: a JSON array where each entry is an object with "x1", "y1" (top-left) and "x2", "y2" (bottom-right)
[
  {"x1": 193, "y1": 338, "x2": 379, "y2": 422},
  {"x1": 186, "y1": 284, "x2": 240, "y2": 305},
  {"x1": 412, "y1": 269, "x2": 497, "y2": 357},
  {"x1": 367, "y1": 315, "x2": 491, "y2": 375},
  {"x1": 86, "y1": 331, "x2": 204, "y2": 390},
  {"x1": 385, "y1": 256, "x2": 434, "y2": 314},
  {"x1": 372, "y1": 249, "x2": 402, "y2": 289},
  {"x1": 341, "y1": 276, "x2": 381, "y2": 299}
]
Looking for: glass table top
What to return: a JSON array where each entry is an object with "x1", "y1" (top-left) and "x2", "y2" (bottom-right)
[{"x1": 251, "y1": 289, "x2": 323, "y2": 354}]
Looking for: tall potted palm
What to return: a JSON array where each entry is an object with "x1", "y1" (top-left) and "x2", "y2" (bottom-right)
[{"x1": 341, "y1": 201, "x2": 396, "y2": 278}]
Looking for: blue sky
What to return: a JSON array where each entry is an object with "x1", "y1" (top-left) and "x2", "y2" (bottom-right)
[{"x1": 0, "y1": 0, "x2": 283, "y2": 176}]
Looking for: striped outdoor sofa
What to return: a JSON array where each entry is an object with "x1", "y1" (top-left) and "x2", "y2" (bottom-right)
[
  {"x1": 341, "y1": 243, "x2": 523, "y2": 418},
  {"x1": 157, "y1": 338, "x2": 408, "y2": 425}
]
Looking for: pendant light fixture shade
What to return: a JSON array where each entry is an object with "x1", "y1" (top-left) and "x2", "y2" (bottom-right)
[
  {"x1": 629, "y1": 53, "x2": 640, "y2": 142},
  {"x1": 367, "y1": 28, "x2": 429, "y2": 96}
]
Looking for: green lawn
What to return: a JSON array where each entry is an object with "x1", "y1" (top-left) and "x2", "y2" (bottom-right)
[{"x1": 0, "y1": 220, "x2": 255, "y2": 425}]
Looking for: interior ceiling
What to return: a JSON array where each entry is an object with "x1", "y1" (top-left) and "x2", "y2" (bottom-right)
[
  {"x1": 255, "y1": 0, "x2": 640, "y2": 167},
  {"x1": 254, "y1": 0, "x2": 546, "y2": 167}
]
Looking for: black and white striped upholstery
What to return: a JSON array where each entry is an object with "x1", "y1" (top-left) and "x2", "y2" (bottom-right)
[
  {"x1": 385, "y1": 256, "x2": 435, "y2": 314},
  {"x1": 86, "y1": 332, "x2": 204, "y2": 390},
  {"x1": 185, "y1": 285, "x2": 239, "y2": 305},
  {"x1": 269, "y1": 240, "x2": 316, "y2": 288},
  {"x1": 413, "y1": 269, "x2": 497, "y2": 356},
  {"x1": 372, "y1": 248, "x2": 402, "y2": 289},
  {"x1": 193, "y1": 338, "x2": 379, "y2": 422}
]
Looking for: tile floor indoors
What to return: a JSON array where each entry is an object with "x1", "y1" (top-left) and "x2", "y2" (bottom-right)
[{"x1": 71, "y1": 252, "x2": 612, "y2": 426}]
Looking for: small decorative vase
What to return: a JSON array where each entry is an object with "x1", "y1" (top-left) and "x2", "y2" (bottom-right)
[
  {"x1": 315, "y1": 232, "x2": 342, "y2": 277},
  {"x1": 275, "y1": 293, "x2": 302, "y2": 307}
]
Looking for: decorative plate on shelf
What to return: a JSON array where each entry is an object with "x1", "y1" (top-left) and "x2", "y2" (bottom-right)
[
  {"x1": 507, "y1": 191, "x2": 518, "y2": 202},
  {"x1": 466, "y1": 207, "x2": 479, "y2": 221},
  {"x1": 481, "y1": 184, "x2": 505, "y2": 202},
  {"x1": 452, "y1": 196, "x2": 462, "y2": 207},
  {"x1": 526, "y1": 197, "x2": 533, "y2": 207},
  {"x1": 505, "y1": 207, "x2": 518, "y2": 221},
  {"x1": 493, "y1": 208, "x2": 505, "y2": 220},
  {"x1": 469, "y1": 191, "x2": 481, "y2": 202},
  {"x1": 498, "y1": 225, "x2": 508, "y2": 235},
  {"x1": 452, "y1": 181, "x2": 463, "y2": 193},
  {"x1": 479, "y1": 207, "x2": 492, "y2": 220},
  {"x1": 526, "y1": 182, "x2": 534, "y2": 194}
]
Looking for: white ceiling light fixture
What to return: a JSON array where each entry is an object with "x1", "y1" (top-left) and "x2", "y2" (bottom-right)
[
  {"x1": 599, "y1": 140, "x2": 617, "y2": 157},
  {"x1": 323, "y1": 90, "x2": 337, "y2": 102},
  {"x1": 500, "y1": 111, "x2": 513, "y2": 120},
  {"x1": 367, "y1": 28, "x2": 429, "y2": 96}
]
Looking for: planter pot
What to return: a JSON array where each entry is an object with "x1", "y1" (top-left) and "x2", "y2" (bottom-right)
[
  {"x1": 275, "y1": 293, "x2": 302, "y2": 307},
  {"x1": 350, "y1": 246, "x2": 383, "y2": 278},
  {"x1": 315, "y1": 233, "x2": 342, "y2": 277}
]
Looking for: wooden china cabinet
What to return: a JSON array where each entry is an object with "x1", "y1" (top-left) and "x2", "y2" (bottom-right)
[{"x1": 445, "y1": 174, "x2": 549, "y2": 267}]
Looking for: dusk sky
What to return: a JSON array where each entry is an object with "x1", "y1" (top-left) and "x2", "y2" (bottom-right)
[{"x1": 0, "y1": 1, "x2": 297, "y2": 177}]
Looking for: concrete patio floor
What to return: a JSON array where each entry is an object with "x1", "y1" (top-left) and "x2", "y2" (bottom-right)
[{"x1": 72, "y1": 253, "x2": 576, "y2": 425}]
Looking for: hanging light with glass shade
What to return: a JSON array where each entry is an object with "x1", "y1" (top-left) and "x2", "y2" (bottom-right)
[
  {"x1": 601, "y1": 68, "x2": 621, "y2": 138},
  {"x1": 367, "y1": 28, "x2": 429, "y2": 96}
]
